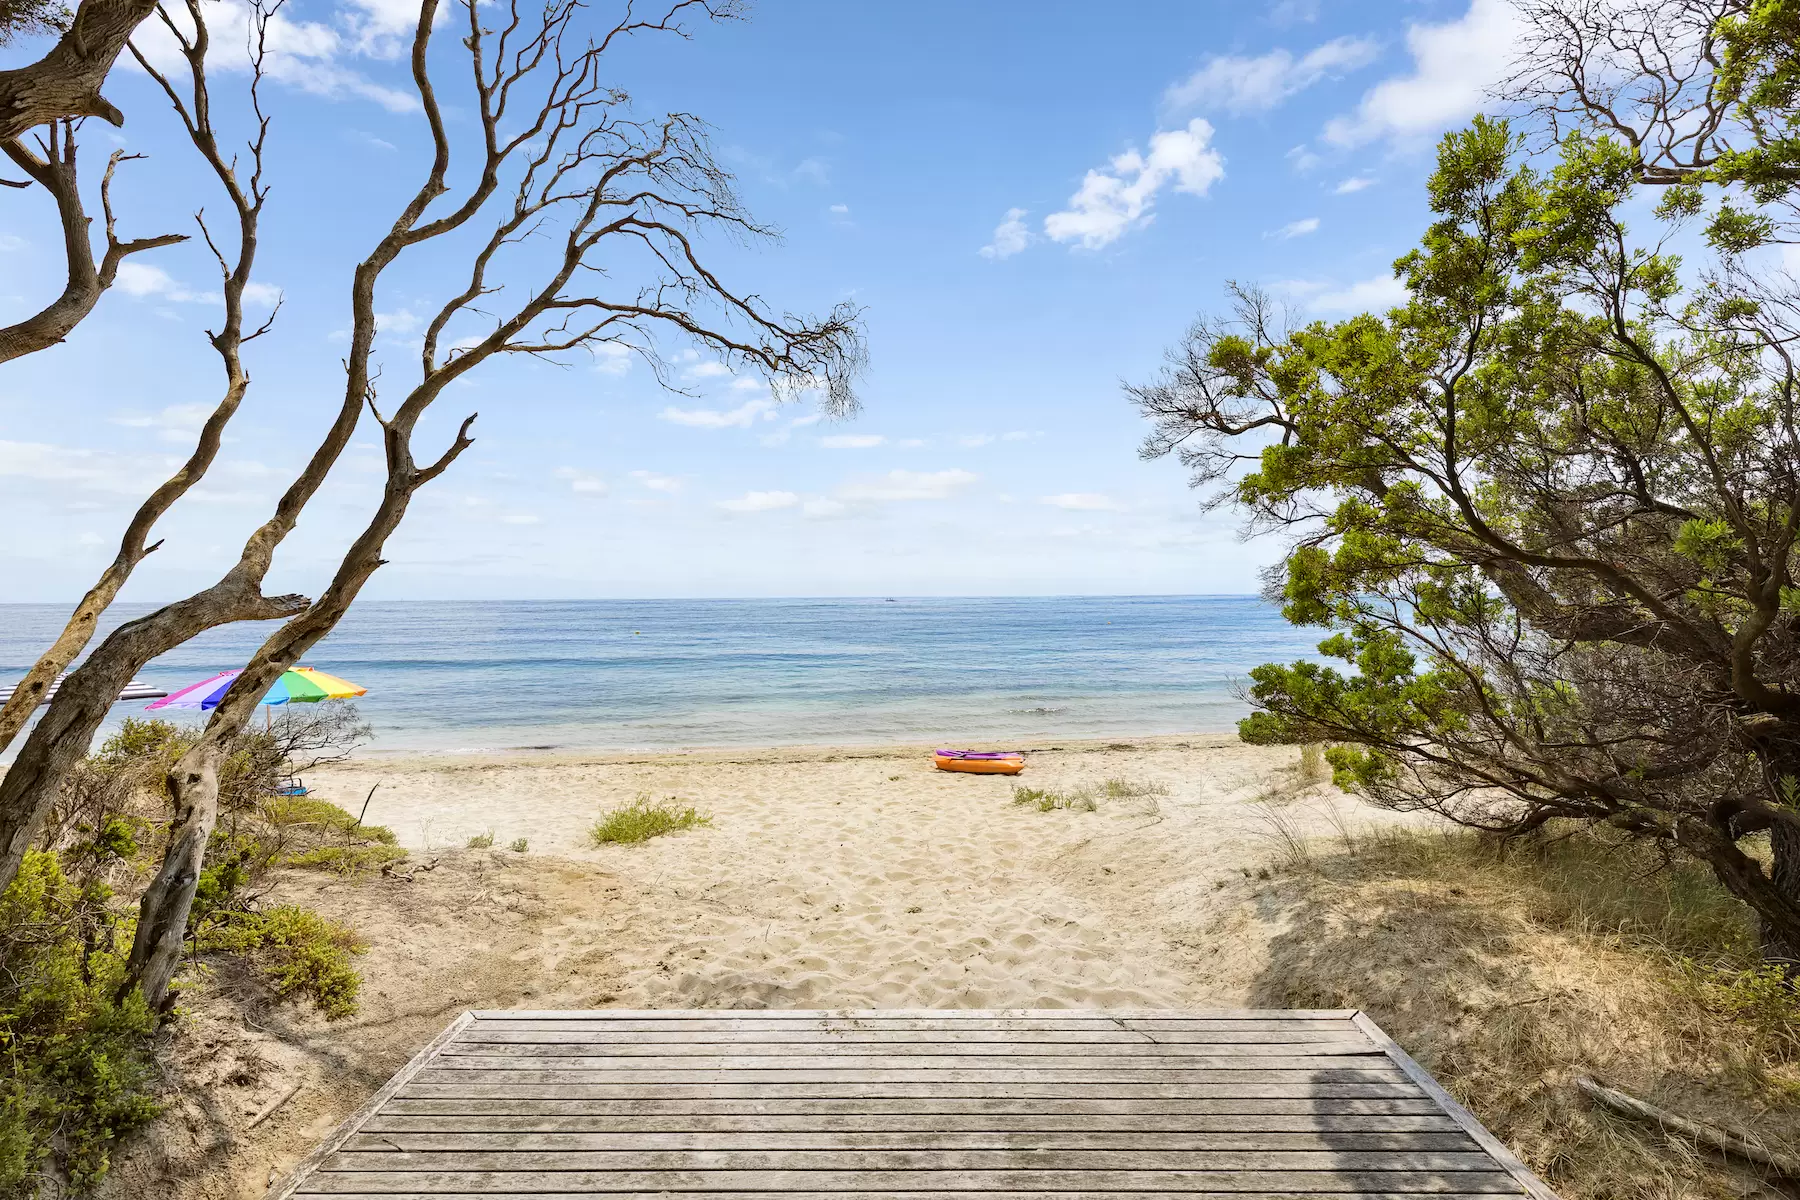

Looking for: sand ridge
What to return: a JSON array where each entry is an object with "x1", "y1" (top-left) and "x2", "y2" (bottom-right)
[{"x1": 307, "y1": 736, "x2": 1388, "y2": 1011}]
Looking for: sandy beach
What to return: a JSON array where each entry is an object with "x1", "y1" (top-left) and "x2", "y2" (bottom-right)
[{"x1": 303, "y1": 735, "x2": 1381, "y2": 1011}]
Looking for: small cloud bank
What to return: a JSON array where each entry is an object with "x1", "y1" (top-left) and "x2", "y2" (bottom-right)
[
  {"x1": 840, "y1": 468, "x2": 978, "y2": 502},
  {"x1": 1323, "y1": 0, "x2": 1519, "y2": 148},
  {"x1": 659, "y1": 398, "x2": 777, "y2": 429},
  {"x1": 980, "y1": 208, "x2": 1032, "y2": 259},
  {"x1": 1041, "y1": 492, "x2": 1124, "y2": 512},
  {"x1": 1270, "y1": 217, "x2": 1320, "y2": 239},
  {"x1": 1044, "y1": 119, "x2": 1224, "y2": 250},
  {"x1": 719, "y1": 490, "x2": 799, "y2": 513},
  {"x1": 1163, "y1": 36, "x2": 1379, "y2": 116}
]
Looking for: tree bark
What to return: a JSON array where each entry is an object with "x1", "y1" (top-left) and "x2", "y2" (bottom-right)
[
  {"x1": 0, "y1": 587, "x2": 304, "y2": 889},
  {"x1": 1763, "y1": 820, "x2": 1800, "y2": 967},
  {"x1": 0, "y1": 0, "x2": 158, "y2": 141},
  {"x1": 1693, "y1": 822, "x2": 1800, "y2": 970},
  {"x1": 0, "y1": 130, "x2": 185, "y2": 365}
]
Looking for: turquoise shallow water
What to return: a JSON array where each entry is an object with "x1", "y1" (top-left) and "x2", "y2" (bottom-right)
[{"x1": 0, "y1": 597, "x2": 1320, "y2": 755}]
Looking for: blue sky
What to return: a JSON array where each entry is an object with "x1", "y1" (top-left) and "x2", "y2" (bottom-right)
[{"x1": 0, "y1": 0, "x2": 1523, "y2": 601}]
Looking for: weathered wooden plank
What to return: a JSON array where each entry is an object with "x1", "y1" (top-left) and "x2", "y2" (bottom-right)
[
  {"x1": 464, "y1": 1019, "x2": 1366, "y2": 1035},
  {"x1": 451, "y1": 1027, "x2": 1365, "y2": 1045},
  {"x1": 296, "y1": 1193, "x2": 1522, "y2": 1200},
  {"x1": 405, "y1": 1065, "x2": 1404, "y2": 1086},
  {"x1": 267, "y1": 1012, "x2": 474, "y2": 1200},
  {"x1": 321, "y1": 1148, "x2": 1508, "y2": 1172},
  {"x1": 339, "y1": 1131, "x2": 1484, "y2": 1153},
  {"x1": 1352, "y1": 1014, "x2": 1554, "y2": 1200},
  {"x1": 396, "y1": 1082, "x2": 1430, "y2": 1100},
  {"x1": 297, "y1": 1167, "x2": 1525, "y2": 1193},
  {"x1": 374, "y1": 1096, "x2": 1450, "y2": 1117},
  {"x1": 469, "y1": 1009, "x2": 1363, "y2": 1021},
  {"x1": 359, "y1": 1114, "x2": 1466, "y2": 1135},
  {"x1": 438, "y1": 1042, "x2": 1389, "y2": 1059}
]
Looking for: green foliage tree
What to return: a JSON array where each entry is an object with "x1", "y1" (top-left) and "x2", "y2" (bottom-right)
[{"x1": 1134, "y1": 116, "x2": 1800, "y2": 963}]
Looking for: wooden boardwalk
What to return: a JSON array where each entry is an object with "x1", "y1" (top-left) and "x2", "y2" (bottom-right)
[{"x1": 269, "y1": 1009, "x2": 1560, "y2": 1198}]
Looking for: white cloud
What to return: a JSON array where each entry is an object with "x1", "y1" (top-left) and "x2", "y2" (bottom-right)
[
  {"x1": 1163, "y1": 36, "x2": 1380, "y2": 116},
  {"x1": 128, "y1": 0, "x2": 419, "y2": 112},
  {"x1": 829, "y1": 203, "x2": 850, "y2": 214},
  {"x1": 500, "y1": 513, "x2": 542, "y2": 525},
  {"x1": 1044, "y1": 119, "x2": 1224, "y2": 250},
  {"x1": 1041, "y1": 492, "x2": 1124, "y2": 512},
  {"x1": 630, "y1": 470, "x2": 683, "y2": 493},
  {"x1": 803, "y1": 497, "x2": 848, "y2": 518},
  {"x1": 0, "y1": 440, "x2": 170, "y2": 495},
  {"x1": 819, "y1": 434, "x2": 885, "y2": 449},
  {"x1": 1001, "y1": 430, "x2": 1040, "y2": 442},
  {"x1": 1286, "y1": 144, "x2": 1322, "y2": 173},
  {"x1": 1270, "y1": 217, "x2": 1320, "y2": 240},
  {"x1": 840, "y1": 468, "x2": 978, "y2": 502},
  {"x1": 1310, "y1": 273, "x2": 1410, "y2": 314},
  {"x1": 1334, "y1": 175, "x2": 1375, "y2": 194},
  {"x1": 376, "y1": 307, "x2": 421, "y2": 335},
  {"x1": 957, "y1": 434, "x2": 995, "y2": 448},
  {"x1": 553, "y1": 467, "x2": 607, "y2": 494},
  {"x1": 729, "y1": 376, "x2": 767, "y2": 392},
  {"x1": 719, "y1": 489, "x2": 799, "y2": 513},
  {"x1": 592, "y1": 342, "x2": 633, "y2": 376},
  {"x1": 241, "y1": 281, "x2": 283, "y2": 305},
  {"x1": 980, "y1": 208, "x2": 1032, "y2": 259},
  {"x1": 114, "y1": 262, "x2": 219, "y2": 304},
  {"x1": 682, "y1": 360, "x2": 732, "y2": 381},
  {"x1": 0, "y1": 235, "x2": 25, "y2": 252},
  {"x1": 1323, "y1": 0, "x2": 1520, "y2": 148},
  {"x1": 659, "y1": 398, "x2": 777, "y2": 428}
]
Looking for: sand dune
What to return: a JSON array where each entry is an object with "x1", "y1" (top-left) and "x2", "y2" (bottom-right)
[{"x1": 308, "y1": 735, "x2": 1397, "y2": 1011}]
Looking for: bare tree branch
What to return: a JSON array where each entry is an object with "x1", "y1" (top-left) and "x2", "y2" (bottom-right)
[{"x1": 0, "y1": 123, "x2": 185, "y2": 363}]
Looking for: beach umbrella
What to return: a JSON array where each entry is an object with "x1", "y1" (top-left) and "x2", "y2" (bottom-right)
[{"x1": 146, "y1": 666, "x2": 367, "y2": 715}]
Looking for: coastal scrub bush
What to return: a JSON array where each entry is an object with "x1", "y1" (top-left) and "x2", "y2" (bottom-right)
[
  {"x1": 465, "y1": 830, "x2": 495, "y2": 849},
  {"x1": 257, "y1": 795, "x2": 403, "y2": 876},
  {"x1": 508, "y1": 838, "x2": 528, "y2": 853},
  {"x1": 0, "y1": 850, "x2": 159, "y2": 1194},
  {"x1": 195, "y1": 906, "x2": 366, "y2": 1019},
  {"x1": 590, "y1": 796, "x2": 711, "y2": 845}
]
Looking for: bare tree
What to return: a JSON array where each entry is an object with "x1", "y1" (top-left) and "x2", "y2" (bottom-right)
[
  {"x1": 0, "y1": 122, "x2": 185, "y2": 363},
  {"x1": 0, "y1": 5, "x2": 281, "y2": 759},
  {"x1": 1504, "y1": 0, "x2": 1748, "y2": 182},
  {"x1": 0, "y1": 0, "x2": 160, "y2": 139},
  {"x1": 120, "y1": 0, "x2": 863, "y2": 1009},
  {"x1": 0, "y1": 0, "x2": 863, "y2": 1007}
]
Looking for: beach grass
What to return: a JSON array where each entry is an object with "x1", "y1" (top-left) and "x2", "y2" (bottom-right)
[
  {"x1": 465, "y1": 829, "x2": 495, "y2": 849},
  {"x1": 590, "y1": 795, "x2": 712, "y2": 845},
  {"x1": 1012, "y1": 777, "x2": 1167, "y2": 813}
]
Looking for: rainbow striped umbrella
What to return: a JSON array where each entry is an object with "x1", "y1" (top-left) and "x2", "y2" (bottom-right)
[{"x1": 146, "y1": 666, "x2": 367, "y2": 712}]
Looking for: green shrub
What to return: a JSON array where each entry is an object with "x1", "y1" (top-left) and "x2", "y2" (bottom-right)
[
  {"x1": 197, "y1": 906, "x2": 366, "y2": 1020},
  {"x1": 0, "y1": 851, "x2": 160, "y2": 1194},
  {"x1": 508, "y1": 838, "x2": 528, "y2": 853},
  {"x1": 262, "y1": 796, "x2": 396, "y2": 844},
  {"x1": 465, "y1": 830, "x2": 495, "y2": 849},
  {"x1": 590, "y1": 796, "x2": 711, "y2": 845}
]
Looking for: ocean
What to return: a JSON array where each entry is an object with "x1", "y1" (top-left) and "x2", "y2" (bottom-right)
[{"x1": 0, "y1": 597, "x2": 1320, "y2": 756}]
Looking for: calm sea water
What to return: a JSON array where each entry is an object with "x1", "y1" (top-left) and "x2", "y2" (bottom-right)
[{"x1": 0, "y1": 598, "x2": 1318, "y2": 756}]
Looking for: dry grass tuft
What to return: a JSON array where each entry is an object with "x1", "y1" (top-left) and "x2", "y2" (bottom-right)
[
  {"x1": 589, "y1": 795, "x2": 711, "y2": 846},
  {"x1": 1011, "y1": 777, "x2": 1167, "y2": 814},
  {"x1": 1247, "y1": 821, "x2": 1800, "y2": 1200}
]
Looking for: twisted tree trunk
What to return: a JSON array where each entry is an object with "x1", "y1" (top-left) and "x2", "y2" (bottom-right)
[
  {"x1": 0, "y1": 588, "x2": 307, "y2": 889},
  {"x1": 0, "y1": 0, "x2": 158, "y2": 141}
]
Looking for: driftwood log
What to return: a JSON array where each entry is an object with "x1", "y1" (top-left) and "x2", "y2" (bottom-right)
[{"x1": 1575, "y1": 1074, "x2": 1800, "y2": 1177}]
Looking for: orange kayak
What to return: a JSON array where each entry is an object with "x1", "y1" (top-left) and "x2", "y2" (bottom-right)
[{"x1": 934, "y1": 749, "x2": 1025, "y2": 776}]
